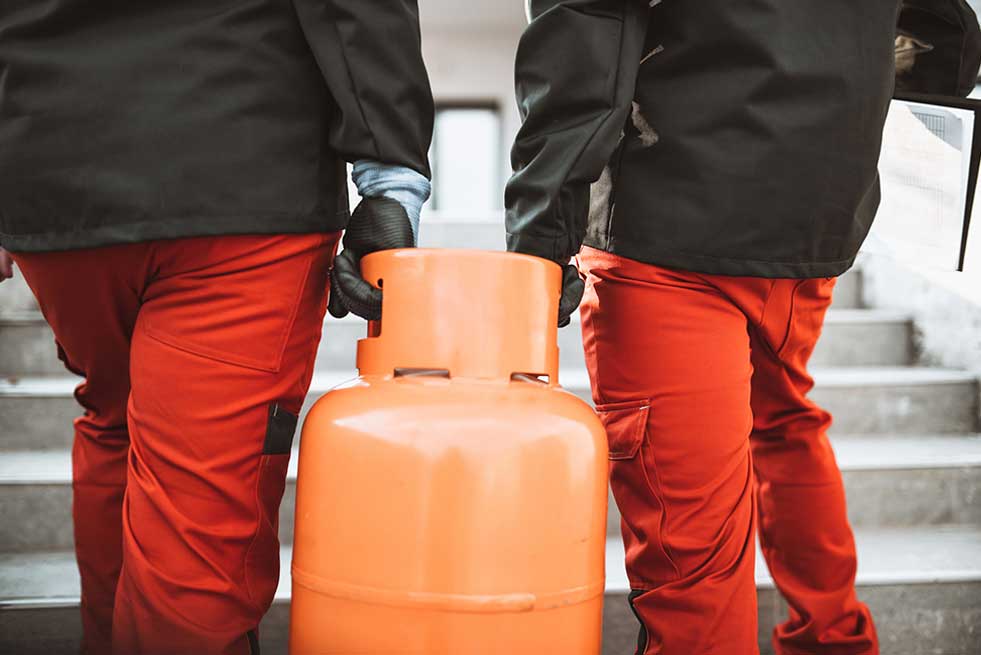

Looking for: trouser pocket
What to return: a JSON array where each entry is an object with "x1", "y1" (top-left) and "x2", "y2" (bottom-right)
[
  {"x1": 245, "y1": 404, "x2": 298, "y2": 610},
  {"x1": 596, "y1": 400, "x2": 652, "y2": 529},
  {"x1": 598, "y1": 400, "x2": 650, "y2": 461},
  {"x1": 596, "y1": 399, "x2": 679, "y2": 587},
  {"x1": 596, "y1": 400, "x2": 660, "y2": 655}
]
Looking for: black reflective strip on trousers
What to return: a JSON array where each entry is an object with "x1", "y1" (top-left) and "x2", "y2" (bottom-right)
[
  {"x1": 247, "y1": 629, "x2": 260, "y2": 655},
  {"x1": 264, "y1": 403, "x2": 298, "y2": 455},
  {"x1": 628, "y1": 589, "x2": 649, "y2": 655}
]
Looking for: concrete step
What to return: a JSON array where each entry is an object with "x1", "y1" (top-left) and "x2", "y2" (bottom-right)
[
  {"x1": 285, "y1": 366, "x2": 981, "y2": 436},
  {"x1": 1, "y1": 527, "x2": 977, "y2": 655},
  {"x1": 3, "y1": 435, "x2": 979, "y2": 552},
  {"x1": 831, "y1": 266, "x2": 863, "y2": 309},
  {"x1": 810, "y1": 309, "x2": 912, "y2": 367},
  {"x1": 0, "y1": 366, "x2": 976, "y2": 452},
  {"x1": 606, "y1": 435, "x2": 981, "y2": 534},
  {"x1": 803, "y1": 367, "x2": 980, "y2": 435},
  {"x1": 0, "y1": 312, "x2": 64, "y2": 376},
  {"x1": 0, "y1": 273, "x2": 39, "y2": 312},
  {"x1": 0, "y1": 287, "x2": 882, "y2": 381},
  {"x1": 0, "y1": 227, "x2": 867, "y2": 379},
  {"x1": 314, "y1": 307, "x2": 911, "y2": 372}
]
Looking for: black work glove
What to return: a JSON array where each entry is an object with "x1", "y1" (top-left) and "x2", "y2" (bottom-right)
[
  {"x1": 558, "y1": 263, "x2": 585, "y2": 328},
  {"x1": 328, "y1": 197, "x2": 415, "y2": 321}
]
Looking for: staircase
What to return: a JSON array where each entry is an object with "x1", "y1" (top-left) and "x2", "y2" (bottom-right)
[{"x1": 1, "y1": 220, "x2": 979, "y2": 654}]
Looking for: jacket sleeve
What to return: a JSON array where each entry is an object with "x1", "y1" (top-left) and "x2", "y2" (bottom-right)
[
  {"x1": 290, "y1": 0, "x2": 435, "y2": 177},
  {"x1": 505, "y1": 0, "x2": 651, "y2": 262}
]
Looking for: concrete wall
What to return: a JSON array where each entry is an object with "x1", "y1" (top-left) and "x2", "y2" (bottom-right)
[{"x1": 861, "y1": 254, "x2": 981, "y2": 375}]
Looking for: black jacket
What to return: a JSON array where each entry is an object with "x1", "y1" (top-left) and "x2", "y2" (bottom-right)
[
  {"x1": 0, "y1": 0, "x2": 433, "y2": 253},
  {"x1": 506, "y1": 0, "x2": 901, "y2": 278}
]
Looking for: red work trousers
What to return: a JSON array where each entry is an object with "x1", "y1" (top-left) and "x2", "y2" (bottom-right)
[
  {"x1": 578, "y1": 247, "x2": 877, "y2": 655},
  {"x1": 12, "y1": 233, "x2": 339, "y2": 655}
]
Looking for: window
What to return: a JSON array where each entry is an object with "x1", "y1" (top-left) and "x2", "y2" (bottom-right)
[
  {"x1": 344, "y1": 104, "x2": 504, "y2": 217},
  {"x1": 429, "y1": 105, "x2": 502, "y2": 214}
]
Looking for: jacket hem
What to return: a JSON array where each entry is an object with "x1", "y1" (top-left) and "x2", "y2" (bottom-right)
[
  {"x1": 582, "y1": 237, "x2": 857, "y2": 279},
  {"x1": 505, "y1": 230, "x2": 575, "y2": 264},
  {"x1": 0, "y1": 211, "x2": 350, "y2": 253}
]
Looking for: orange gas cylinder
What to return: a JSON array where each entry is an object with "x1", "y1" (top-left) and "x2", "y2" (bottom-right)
[{"x1": 289, "y1": 249, "x2": 608, "y2": 654}]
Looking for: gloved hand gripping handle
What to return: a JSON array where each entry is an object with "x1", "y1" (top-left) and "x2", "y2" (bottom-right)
[
  {"x1": 558, "y1": 263, "x2": 585, "y2": 328},
  {"x1": 328, "y1": 198, "x2": 415, "y2": 321}
]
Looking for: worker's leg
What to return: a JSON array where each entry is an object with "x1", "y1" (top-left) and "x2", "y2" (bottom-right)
[
  {"x1": 578, "y1": 247, "x2": 759, "y2": 654},
  {"x1": 110, "y1": 233, "x2": 337, "y2": 655},
  {"x1": 12, "y1": 244, "x2": 150, "y2": 655},
  {"x1": 746, "y1": 277, "x2": 878, "y2": 655}
]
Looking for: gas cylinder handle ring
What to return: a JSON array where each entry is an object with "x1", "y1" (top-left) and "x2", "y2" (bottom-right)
[
  {"x1": 510, "y1": 372, "x2": 551, "y2": 385},
  {"x1": 394, "y1": 368, "x2": 451, "y2": 379}
]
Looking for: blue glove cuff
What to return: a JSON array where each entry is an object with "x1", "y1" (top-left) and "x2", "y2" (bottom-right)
[{"x1": 352, "y1": 160, "x2": 431, "y2": 242}]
